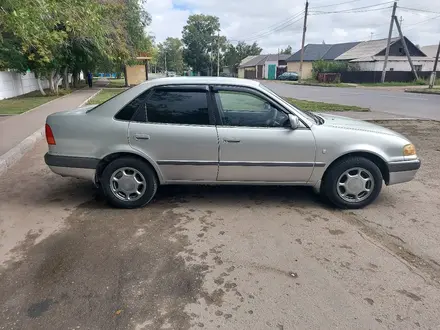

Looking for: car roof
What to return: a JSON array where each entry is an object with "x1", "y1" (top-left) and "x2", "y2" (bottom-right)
[{"x1": 140, "y1": 77, "x2": 261, "y2": 89}]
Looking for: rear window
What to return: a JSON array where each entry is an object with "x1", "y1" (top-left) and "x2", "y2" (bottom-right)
[{"x1": 133, "y1": 89, "x2": 211, "y2": 125}]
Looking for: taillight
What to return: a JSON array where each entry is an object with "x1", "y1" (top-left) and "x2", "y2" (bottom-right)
[{"x1": 45, "y1": 124, "x2": 56, "y2": 145}]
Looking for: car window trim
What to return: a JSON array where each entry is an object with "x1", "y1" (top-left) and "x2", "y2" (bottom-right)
[
  {"x1": 130, "y1": 84, "x2": 215, "y2": 126},
  {"x1": 209, "y1": 85, "x2": 309, "y2": 129}
]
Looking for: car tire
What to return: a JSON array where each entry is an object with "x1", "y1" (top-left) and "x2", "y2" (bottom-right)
[
  {"x1": 322, "y1": 156, "x2": 383, "y2": 209},
  {"x1": 100, "y1": 157, "x2": 158, "y2": 209}
]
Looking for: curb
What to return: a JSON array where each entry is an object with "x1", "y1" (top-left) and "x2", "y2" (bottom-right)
[
  {"x1": 0, "y1": 127, "x2": 44, "y2": 176},
  {"x1": 0, "y1": 89, "x2": 102, "y2": 177}
]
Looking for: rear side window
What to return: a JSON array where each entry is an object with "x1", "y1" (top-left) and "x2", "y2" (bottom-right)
[
  {"x1": 115, "y1": 91, "x2": 149, "y2": 121},
  {"x1": 142, "y1": 89, "x2": 210, "y2": 125}
]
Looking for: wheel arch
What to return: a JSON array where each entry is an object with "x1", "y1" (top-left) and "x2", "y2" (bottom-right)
[
  {"x1": 96, "y1": 152, "x2": 164, "y2": 184},
  {"x1": 323, "y1": 151, "x2": 390, "y2": 185}
]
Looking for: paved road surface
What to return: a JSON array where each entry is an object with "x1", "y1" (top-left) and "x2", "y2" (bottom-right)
[
  {"x1": 1, "y1": 121, "x2": 440, "y2": 329},
  {"x1": 263, "y1": 82, "x2": 440, "y2": 120}
]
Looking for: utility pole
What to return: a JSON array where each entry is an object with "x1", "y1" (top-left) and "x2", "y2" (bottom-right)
[
  {"x1": 381, "y1": 1, "x2": 397, "y2": 83},
  {"x1": 210, "y1": 42, "x2": 213, "y2": 76},
  {"x1": 164, "y1": 51, "x2": 167, "y2": 73},
  {"x1": 217, "y1": 32, "x2": 220, "y2": 76},
  {"x1": 429, "y1": 41, "x2": 440, "y2": 89},
  {"x1": 299, "y1": 0, "x2": 309, "y2": 83},
  {"x1": 399, "y1": 16, "x2": 404, "y2": 29},
  {"x1": 394, "y1": 15, "x2": 419, "y2": 80},
  {"x1": 370, "y1": 32, "x2": 374, "y2": 40}
]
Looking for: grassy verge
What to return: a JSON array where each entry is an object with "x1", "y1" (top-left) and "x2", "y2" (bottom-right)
[
  {"x1": 106, "y1": 78, "x2": 126, "y2": 88},
  {"x1": 87, "y1": 88, "x2": 125, "y2": 105},
  {"x1": 284, "y1": 81, "x2": 354, "y2": 88},
  {"x1": 284, "y1": 97, "x2": 369, "y2": 112},
  {"x1": 359, "y1": 81, "x2": 427, "y2": 87},
  {"x1": 405, "y1": 88, "x2": 440, "y2": 95},
  {"x1": 0, "y1": 89, "x2": 71, "y2": 115}
]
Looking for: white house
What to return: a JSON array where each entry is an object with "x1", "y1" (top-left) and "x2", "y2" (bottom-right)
[{"x1": 335, "y1": 37, "x2": 433, "y2": 72}]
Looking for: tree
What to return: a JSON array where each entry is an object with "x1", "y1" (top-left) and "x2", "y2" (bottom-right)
[
  {"x1": 0, "y1": 0, "x2": 154, "y2": 93},
  {"x1": 156, "y1": 38, "x2": 184, "y2": 73},
  {"x1": 223, "y1": 41, "x2": 262, "y2": 74},
  {"x1": 281, "y1": 45, "x2": 292, "y2": 55},
  {"x1": 182, "y1": 14, "x2": 220, "y2": 75}
]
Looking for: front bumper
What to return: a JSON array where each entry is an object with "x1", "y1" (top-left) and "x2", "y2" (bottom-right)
[
  {"x1": 45, "y1": 153, "x2": 99, "y2": 182},
  {"x1": 387, "y1": 159, "x2": 421, "y2": 185}
]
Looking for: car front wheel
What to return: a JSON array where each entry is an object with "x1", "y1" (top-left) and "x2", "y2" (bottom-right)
[
  {"x1": 322, "y1": 156, "x2": 383, "y2": 209},
  {"x1": 100, "y1": 157, "x2": 158, "y2": 209}
]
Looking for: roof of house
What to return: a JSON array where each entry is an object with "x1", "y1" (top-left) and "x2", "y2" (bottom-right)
[
  {"x1": 239, "y1": 55, "x2": 258, "y2": 66},
  {"x1": 322, "y1": 42, "x2": 361, "y2": 60},
  {"x1": 287, "y1": 44, "x2": 333, "y2": 62},
  {"x1": 421, "y1": 45, "x2": 439, "y2": 58},
  {"x1": 239, "y1": 55, "x2": 268, "y2": 68},
  {"x1": 266, "y1": 54, "x2": 290, "y2": 61},
  {"x1": 350, "y1": 56, "x2": 435, "y2": 62},
  {"x1": 335, "y1": 37, "x2": 400, "y2": 60}
]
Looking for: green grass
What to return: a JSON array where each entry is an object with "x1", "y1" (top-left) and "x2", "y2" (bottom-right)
[
  {"x1": 87, "y1": 88, "x2": 125, "y2": 105},
  {"x1": 405, "y1": 88, "x2": 440, "y2": 95},
  {"x1": 285, "y1": 80, "x2": 354, "y2": 88},
  {"x1": 106, "y1": 78, "x2": 126, "y2": 88},
  {"x1": 359, "y1": 80, "x2": 427, "y2": 87},
  {"x1": 284, "y1": 97, "x2": 369, "y2": 112},
  {"x1": 0, "y1": 89, "x2": 71, "y2": 115},
  {"x1": 217, "y1": 92, "x2": 369, "y2": 112}
]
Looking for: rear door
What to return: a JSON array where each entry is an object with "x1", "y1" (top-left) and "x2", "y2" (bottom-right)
[
  {"x1": 212, "y1": 86, "x2": 317, "y2": 183},
  {"x1": 128, "y1": 85, "x2": 219, "y2": 182}
]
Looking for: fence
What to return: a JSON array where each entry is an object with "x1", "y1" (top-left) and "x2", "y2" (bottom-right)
[
  {"x1": 0, "y1": 71, "x2": 51, "y2": 100},
  {"x1": 340, "y1": 71, "x2": 437, "y2": 84}
]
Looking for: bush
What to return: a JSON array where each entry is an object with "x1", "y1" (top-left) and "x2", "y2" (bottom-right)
[{"x1": 312, "y1": 60, "x2": 359, "y2": 78}]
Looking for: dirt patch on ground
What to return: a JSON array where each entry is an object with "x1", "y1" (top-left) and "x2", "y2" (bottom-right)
[{"x1": 0, "y1": 194, "x2": 209, "y2": 330}]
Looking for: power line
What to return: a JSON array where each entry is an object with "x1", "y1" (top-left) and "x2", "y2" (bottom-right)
[
  {"x1": 310, "y1": 0, "x2": 363, "y2": 9},
  {"x1": 230, "y1": 12, "x2": 304, "y2": 42},
  {"x1": 230, "y1": 11, "x2": 304, "y2": 41},
  {"x1": 398, "y1": 6, "x2": 440, "y2": 15},
  {"x1": 311, "y1": 6, "x2": 393, "y2": 15},
  {"x1": 310, "y1": 1, "x2": 393, "y2": 14},
  {"x1": 404, "y1": 14, "x2": 440, "y2": 32}
]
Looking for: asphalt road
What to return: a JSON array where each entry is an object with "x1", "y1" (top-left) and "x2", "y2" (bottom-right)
[
  {"x1": 1, "y1": 121, "x2": 440, "y2": 329},
  {"x1": 263, "y1": 82, "x2": 440, "y2": 120}
]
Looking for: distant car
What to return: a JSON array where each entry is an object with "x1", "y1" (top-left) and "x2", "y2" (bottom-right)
[
  {"x1": 45, "y1": 77, "x2": 420, "y2": 210},
  {"x1": 166, "y1": 71, "x2": 176, "y2": 77},
  {"x1": 277, "y1": 72, "x2": 299, "y2": 81}
]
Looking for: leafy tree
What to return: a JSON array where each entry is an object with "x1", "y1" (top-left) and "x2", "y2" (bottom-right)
[
  {"x1": 182, "y1": 14, "x2": 220, "y2": 75},
  {"x1": 156, "y1": 38, "x2": 184, "y2": 74},
  {"x1": 281, "y1": 45, "x2": 292, "y2": 55},
  {"x1": 223, "y1": 41, "x2": 262, "y2": 74},
  {"x1": 0, "y1": 0, "x2": 153, "y2": 93}
]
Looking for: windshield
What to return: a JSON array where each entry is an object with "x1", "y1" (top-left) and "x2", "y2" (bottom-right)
[{"x1": 259, "y1": 83, "x2": 318, "y2": 123}]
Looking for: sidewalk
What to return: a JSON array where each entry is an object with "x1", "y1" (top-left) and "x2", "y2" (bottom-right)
[{"x1": 0, "y1": 88, "x2": 99, "y2": 156}]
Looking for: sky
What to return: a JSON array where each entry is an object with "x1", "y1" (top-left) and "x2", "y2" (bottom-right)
[{"x1": 146, "y1": 0, "x2": 440, "y2": 54}]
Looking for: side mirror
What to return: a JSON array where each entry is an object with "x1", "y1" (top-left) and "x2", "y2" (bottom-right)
[{"x1": 288, "y1": 114, "x2": 300, "y2": 130}]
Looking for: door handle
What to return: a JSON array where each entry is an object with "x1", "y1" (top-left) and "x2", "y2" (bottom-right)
[
  {"x1": 223, "y1": 138, "x2": 241, "y2": 143},
  {"x1": 134, "y1": 133, "x2": 150, "y2": 140}
]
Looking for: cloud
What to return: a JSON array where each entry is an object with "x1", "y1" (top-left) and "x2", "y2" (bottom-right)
[{"x1": 145, "y1": 0, "x2": 440, "y2": 52}]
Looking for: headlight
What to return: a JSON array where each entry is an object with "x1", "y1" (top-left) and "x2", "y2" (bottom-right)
[{"x1": 403, "y1": 144, "x2": 416, "y2": 156}]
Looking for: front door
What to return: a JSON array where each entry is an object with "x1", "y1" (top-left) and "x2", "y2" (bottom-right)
[
  {"x1": 128, "y1": 85, "x2": 219, "y2": 182},
  {"x1": 268, "y1": 64, "x2": 276, "y2": 80},
  {"x1": 213, "y1": 86, "x2": 316, "y2": 183}
]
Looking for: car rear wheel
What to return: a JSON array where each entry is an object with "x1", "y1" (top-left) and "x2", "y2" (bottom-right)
[
  {"x1": 100, "y1": 157, "x2": 157, "y2": 209},
  {"x1": 322, "y1": 156, "x2": 383, "y2": 209}
]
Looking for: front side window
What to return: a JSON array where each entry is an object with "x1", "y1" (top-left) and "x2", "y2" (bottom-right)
[
  {"x1": 136, "y1": 89, "x2": 210, "y2": 125},
  {"x1": 215, "y1": 90, "x2": 289, "y2": 128}
]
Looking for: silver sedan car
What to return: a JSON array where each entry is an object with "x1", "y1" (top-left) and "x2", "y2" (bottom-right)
[{"x1": 44, "y1": 77, "x2": 420, "y2": 209}]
